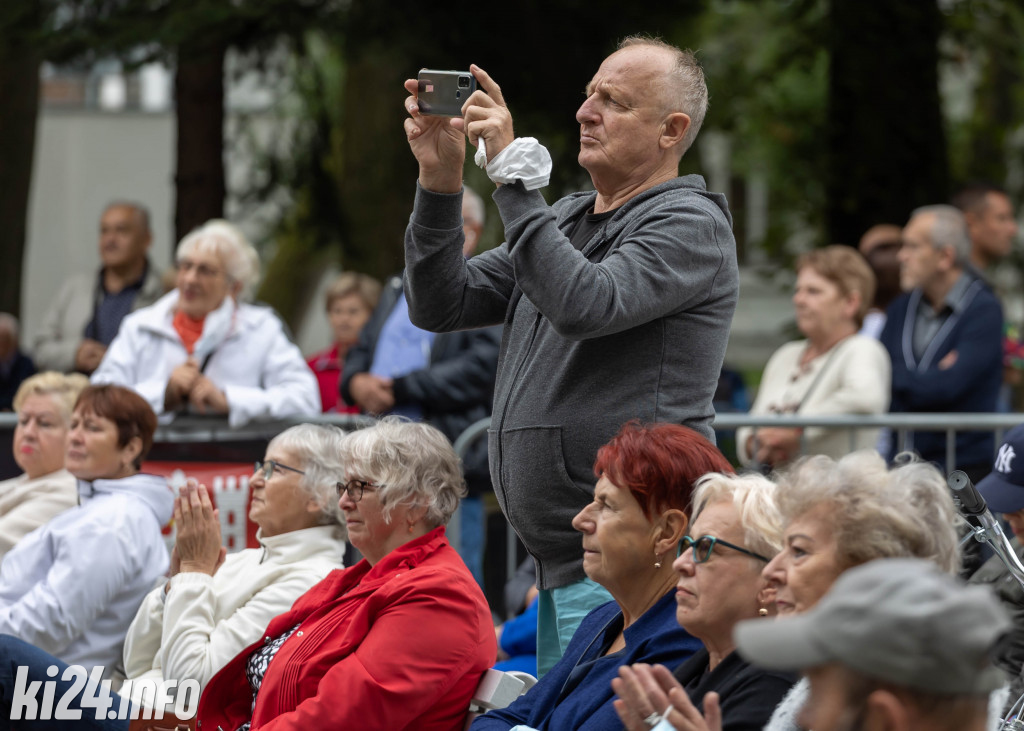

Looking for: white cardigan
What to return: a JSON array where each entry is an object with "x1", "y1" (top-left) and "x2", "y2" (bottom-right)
[
  {"x1": 737, "y1": 335, "x2": 891, "y2": 465},
  {"x1": 0, "y1": 469, "x2": 77, "y2": 564},
  {"x1": 122, "y1": 524, "x2": 345, "y2": 699},
  {"x1": 92, "y1": 290, "x2": 321, "y2": 427}
]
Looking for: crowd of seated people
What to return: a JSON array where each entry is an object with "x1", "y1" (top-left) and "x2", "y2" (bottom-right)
[{"x1": 120, "y1": 423, "x2": 348, "y2": 713}]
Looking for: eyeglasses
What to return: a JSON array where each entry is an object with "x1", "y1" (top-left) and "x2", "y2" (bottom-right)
[
  {"x1": 336, "y1": 479, "x2": 383, "y2": 502},
  {"x1": 253, "y1": 459, "x2": 305, "y2": 482},
  {"x1": 678, "y1": 534, "x2": 771, "y2": 564}
]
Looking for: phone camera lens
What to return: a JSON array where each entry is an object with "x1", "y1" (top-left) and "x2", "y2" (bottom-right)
[{"x1": 458, "y1": 76, "x2": 471, "y2": 89}]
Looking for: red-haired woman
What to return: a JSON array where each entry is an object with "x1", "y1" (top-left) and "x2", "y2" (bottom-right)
[{"x1": 471, "y1": 421, "x2": 733, "y2": 731}]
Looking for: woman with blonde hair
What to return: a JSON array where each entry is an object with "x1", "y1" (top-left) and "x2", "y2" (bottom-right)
[{"x1": 0, "y1": 371, "x2": 89, "y2": 560}]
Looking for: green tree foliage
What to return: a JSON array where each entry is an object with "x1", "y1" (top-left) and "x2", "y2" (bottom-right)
[
  {"x1": 679, "y1": 0, "x2": 830, "y2": 260},
  {"x1": 827, "y1": 0, "x2": 948, "y2": 247},
  {"x1": 944, "y1": 0, "x2": 1024, "y2": 195}
]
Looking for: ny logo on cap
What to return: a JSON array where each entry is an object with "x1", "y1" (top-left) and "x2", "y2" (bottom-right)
[{"x1": 995, "y1": 444, "x2": 1017, "y2": 474}]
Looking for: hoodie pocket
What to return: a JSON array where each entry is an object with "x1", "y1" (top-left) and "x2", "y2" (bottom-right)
[{"x1": 491, "y1": 425, "x2": 594, "y2": 560}]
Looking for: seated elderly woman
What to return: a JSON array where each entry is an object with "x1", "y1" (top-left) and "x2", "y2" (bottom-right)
[
  {"x1": 121, "y1": 423, "x2": 348, "y2": 711},
  {"x1": 0, "y1": 371, "x2": 88, "y2": 561},
  {"x1": 618, "y1": 450, "x2": 960, "y2": 731},
  {"x1": 472, "y1": 421, "x2": 733, "y2": 731},
  {"x1": 756, "y1": 450, "x2": 960, "y2": 731},
  {"x1": 92, "y1": 219, "x2": 319, "y2": 426},
  {"x1": 613, "y1": 472, "x2": 797, "y2": 731},
  {"x1": 737, "y1": 245, "x2": 890, "y2": 469},
  {"x1": 197, "y1": 417, "x2": 494, "y2": 730},
  {"x1": 0, "y1": 385, "x2": 171, "y2": 678}
]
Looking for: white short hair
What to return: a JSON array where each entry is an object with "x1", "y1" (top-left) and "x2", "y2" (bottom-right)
[
  {"x1": 910, "y1": 205, "x2": 972, "y2": 265},
  {"x1": 692, "y1": 472, "x2": 784, "y2": 560},
  {"x1": 176, "y1": 219, "x2": 261, "y2": 299},
  {"x1": 463, "y1": 187, "x2": 485, "y2": 228}
]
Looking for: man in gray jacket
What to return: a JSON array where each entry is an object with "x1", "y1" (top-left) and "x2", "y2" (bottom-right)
[
  {"x1": 33, "y1": 201, "x2": 163, "y2": 375},
  {"x1": 402, "y1": 37, "x2": 738, "y2": 674}
]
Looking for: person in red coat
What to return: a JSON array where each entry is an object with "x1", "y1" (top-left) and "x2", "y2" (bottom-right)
[
  {"x1": 306, "y1": 272, "x2": 381, "y2": 413},
  {"x1": 197, "y1": 417, "x2": 496, "y2": 730}
]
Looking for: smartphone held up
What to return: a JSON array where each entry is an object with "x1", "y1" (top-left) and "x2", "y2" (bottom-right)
[{"x1": 417, "y1": 69, "x2": 477, "y2": 117}]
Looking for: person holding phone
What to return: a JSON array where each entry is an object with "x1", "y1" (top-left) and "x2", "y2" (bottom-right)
[{"x1": 402, "y1": 37, "x2": 739, "y2": 675}]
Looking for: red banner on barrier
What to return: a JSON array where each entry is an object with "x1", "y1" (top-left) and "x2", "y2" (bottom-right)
[{"x1": 144, "y1": 461, "x2": 259, "y2": 550}]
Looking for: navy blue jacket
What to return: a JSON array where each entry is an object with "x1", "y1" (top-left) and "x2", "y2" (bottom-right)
[
  {"x1": 471, "y1": 591, "x2": 703, "y2": 730},
  {"x1": 879, "y1": 279, "x2": 1003, "y2": 468}
]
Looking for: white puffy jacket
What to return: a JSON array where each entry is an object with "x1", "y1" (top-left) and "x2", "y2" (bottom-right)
[
  {"x1": 0, "y1": 473, "x2": 173, "y2": 677},
  {"x1": 92, "y1": 290, "x2": 321, "y2": 427}
]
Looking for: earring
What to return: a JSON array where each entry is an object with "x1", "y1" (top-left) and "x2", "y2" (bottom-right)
[
  {"x1": 654, "y1": 553, "x2": 663, "y2": 569},
  {"x1": 758, "y1": 607, "x2": 769, "y2": 617}
]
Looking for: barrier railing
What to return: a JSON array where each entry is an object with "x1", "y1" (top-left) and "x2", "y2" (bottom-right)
[
  {"x1": 450, "y1": 412, "x2": 1024, "y2": 588},
  {"x1": 2, "y1": 411, "x2": 1017, "y2": 585}
]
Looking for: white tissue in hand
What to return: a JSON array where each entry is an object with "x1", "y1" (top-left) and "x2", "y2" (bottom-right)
[
  {"x1": 474, "y1": 137, "x2": 488, "y2": 169},
  {"x1": 484, "y1": 137, "x2": 552, "y2": 190}
]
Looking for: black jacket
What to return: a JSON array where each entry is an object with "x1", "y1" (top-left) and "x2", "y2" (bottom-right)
[{"x1": 340, "y1": 275, "x2": 501, "y2": 494}]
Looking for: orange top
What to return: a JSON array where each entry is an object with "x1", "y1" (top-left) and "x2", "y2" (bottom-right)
[{"x1": 172, "y1": 310, "x2": 205, "y2": 355}]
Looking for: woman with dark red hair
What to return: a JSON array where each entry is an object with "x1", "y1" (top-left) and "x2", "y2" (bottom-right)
[{"x1": 471, "y1": 421, "x2": 733, "y2": 731}]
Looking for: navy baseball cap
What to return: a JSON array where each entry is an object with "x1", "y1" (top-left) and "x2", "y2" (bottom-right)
[{"x1": 976, "y1": 423, "x2": 1024, "y2": 514}]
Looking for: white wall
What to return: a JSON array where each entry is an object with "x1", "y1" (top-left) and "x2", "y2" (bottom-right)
[{"x1": 22, "y1": 110, "x2": 176, "y2": 342}]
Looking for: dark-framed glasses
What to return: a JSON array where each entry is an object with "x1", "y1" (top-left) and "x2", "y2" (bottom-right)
[
  {"x1": 336, "y1": 479, "x2": 383, "y2": 502},
  {"x1": 253, "y1": 459, "x2": 305, "y2": 482},
  {"x1": 678, "y1": 534, "x2": 771, "y2": 564}
]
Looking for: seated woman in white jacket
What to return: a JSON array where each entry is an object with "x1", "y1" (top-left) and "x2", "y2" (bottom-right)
[
  {"x1": 92, "y1": 219, "x2": 320, "y2": 427},
  {"x1": 120, "y1": 423, "x2": 347, "y2": 710},
  {"x1": 737, "y1": 245, "x2": 891, "y2": 470},
  {"x1": 0, "y1": 371, "x2": 88, "y2": 562}
]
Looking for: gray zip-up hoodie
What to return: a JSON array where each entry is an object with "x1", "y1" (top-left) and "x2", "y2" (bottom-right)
[{"x1": 405, "y1": 176, "x2": 738, "y2": 589}]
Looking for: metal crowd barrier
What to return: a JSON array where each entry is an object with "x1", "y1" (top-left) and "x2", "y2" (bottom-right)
[
  {"x1": 2, "y1": 411, "x2": 1019, "y2": 590},
  {"x1": 449, "y1": 412, "x2": 1024, "y2": 591}
]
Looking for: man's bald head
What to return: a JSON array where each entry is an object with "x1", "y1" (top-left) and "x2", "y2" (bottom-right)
[{"x1": 617, "y1": 36, "x2": 708, "y2": 155}]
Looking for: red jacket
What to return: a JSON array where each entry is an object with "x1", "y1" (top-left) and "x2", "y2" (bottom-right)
[
  {"x1": 196, "y1": 526, "x2": 495, "y2": 730},
  {"x1": 306, "y1": 343, "x2": 359, "y2": 414}
]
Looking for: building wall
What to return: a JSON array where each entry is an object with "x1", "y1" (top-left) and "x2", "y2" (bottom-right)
[{"x1": 22, "y1": 109, "x2": 176, "y2": 343}]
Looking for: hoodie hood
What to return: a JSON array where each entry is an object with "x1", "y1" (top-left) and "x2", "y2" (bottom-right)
[
  {"x1": 554, "y1": 174, "x2": 733, "y2": 234},
  {"x1": 77, "y1": 472, "x2": 174, "y2": 525}
]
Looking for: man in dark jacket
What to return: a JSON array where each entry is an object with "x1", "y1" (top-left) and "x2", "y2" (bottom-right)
[
  {"x1": 880, "y1": 205, "x2": 1003, "y2": 480},
  {"x1": 341, "y1": 188, "x2": 501, "y2": 586}
]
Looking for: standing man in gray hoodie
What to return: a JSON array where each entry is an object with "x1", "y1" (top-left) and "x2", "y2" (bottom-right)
[{"x1": 402, "y1": 37, "x2": 738, "y2": 675}]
